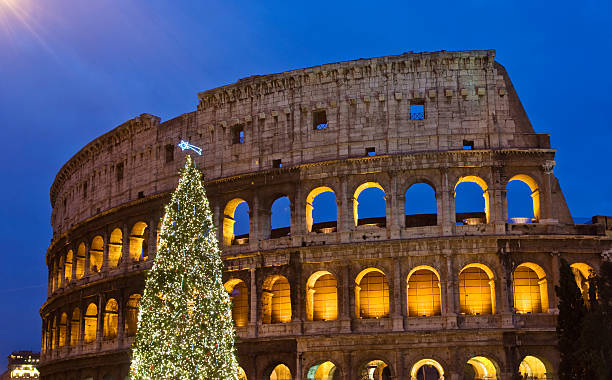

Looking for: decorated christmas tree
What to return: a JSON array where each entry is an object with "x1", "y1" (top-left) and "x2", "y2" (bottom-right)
[{"x1": 130, "y1": 154, "x2": 240, "y2": 380}]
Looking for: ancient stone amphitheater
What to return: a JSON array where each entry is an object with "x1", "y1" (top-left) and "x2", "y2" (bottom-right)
[{"x1": 39, "y1": 50, "x2": 611, "y2": 380}]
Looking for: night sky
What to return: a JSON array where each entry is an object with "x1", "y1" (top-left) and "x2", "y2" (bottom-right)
[{"x1": 1, "y1": 0, "x2": 611, "y2": 370}]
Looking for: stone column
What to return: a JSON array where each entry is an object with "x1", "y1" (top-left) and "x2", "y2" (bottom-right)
[
  {"x1": 391, "y1": 258, "x2": 404, "y2": 331},
  {"x1": 121, "y1": 223, "x2": 130, "y2": 268},
  {"x1": 338, "y1": 176, "x2": 352, "y2": 242},
  {"x1": 117, "y1": 293, "x2": 125, "y2": 347},
  {"x1": 83, "y1": 240, "x2": 91, "y2": 277},
  {"x1": 290, "y1": 187, "x2": 303, "y2": 240},
  {"x1": 340, "y1": 265, "x2": 351, "y2": 332},
  {"x1": 549, "y1": 252, "x2": 560, "y2": 313},
  {"x1": 102, "y1": 229, "x2": 109, "y2": 272},
  {"x1": 440, "y1": 169, "x2": 454, "y2": 236},
  {"x1": 444, "y1": 251, "x2": 458, "y2": 329},
  {"x1": 387, "y1": 173, "x2": 401, "y2": 239},
  {"x1": 148, "y1": 218, "x2": 157, "y2": 261},
  {"x1": 71, "y1": 243, "x2": 78, "y2": 283},
  {"x1": 249, "y1": 267, "x2": 258, "y2": 337},
  {"x1": 540, "y1": 160, "x2": 557, "y2": 223},
  {"x1": 96, "y1": 294, "x2": 104, "y2": 349}
]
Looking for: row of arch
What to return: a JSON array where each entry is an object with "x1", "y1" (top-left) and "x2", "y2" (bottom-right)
[{"x1": 222, "y1": 174, "x2": 542, "y2": 245}]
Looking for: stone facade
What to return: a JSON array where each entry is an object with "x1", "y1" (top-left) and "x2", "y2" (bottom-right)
[{"x1": 40, "y1": 50, "x2": 611, "y2": 380}]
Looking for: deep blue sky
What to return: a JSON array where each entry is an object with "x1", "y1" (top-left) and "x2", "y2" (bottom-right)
[{"x1": 0, "y1": 0, "x2": 611, "y2": 369}]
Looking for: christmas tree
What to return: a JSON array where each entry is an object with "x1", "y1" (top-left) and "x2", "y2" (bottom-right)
[{"x1": 130, "y1": 155, "x2": 240, "y2": 380}]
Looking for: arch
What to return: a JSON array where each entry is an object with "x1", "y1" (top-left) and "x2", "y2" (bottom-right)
[
  {"x1": 518, "y1": 356, "x2": 550, "y2": 379},
  {"x1": 465, "y1": 356, "x2": 499, "y2": 379},
  {"x1": 358, "y1": 360, "x2": 391, "y2": 380},
  {"x1": 407, "y1": 266, "x2": 441, "y2": 317},
  {"x1": 405, "y1": 182, "x2": 438, "y2": 227},
  {"x1": 306, "y1": 186, "x2": 337, "y2": 233},
  {"x1": 51, "y1": 316, "x2": 57, "y2": 350},
  {"x1": 223, "y1": 198, "x2": 250, "y2": 246},
  {"x1": 56, "y1": 256, "x2": 64, "y2": 289},
  {"x1": 306, "y1": 271, "x2": 338, "y2": 321},
  {"x1": 270, "y1": 196, "x2": 291, "y2": 238},
  {"x1": 455, "y1": 176, "x2": 489, "y2": 224},
  {"x1": 70, "y1": 307, "x2": 80, "y2": 346},
  {"x1": 108, "y1": 228, "x2": 123, "y2": 268},
  {"x1": 571, "y1": 263, "x2": 594, "y2": 302},
  {"x1": 270, "y1": 364, "x2": 292, "y2": 380},
  {"x1": 84, "y1": 303, "x2": 98, "y2": 343},
  {"x1": 224, "y1": 279, "x2": 249, "y2": 327},
  {"x1": 58, "y1": 313, "x2": 68, "y2": 347},
  {"x1": 355, "y1": 268, "x2": 389, "y2": 319},
  {"x1": 513, "y1": 263, "x2": 549, "y2": 314},
  {"x1": 307, "y1": 361, "x2": 337, "y2": 380},
  {"x1": 262, "y1": 275, "x2": 292, "y2": 324},
  {"x1": 64, "y1": 250, "x2": 73, "y2": 282},
  {"x1": 507, "y1": 174, "x2": 540, "y2": 223},
  {"x1": 103, "y1": 299, "x2": 118, "y2": 339},
  {"x1": 89, "y1": 236, "x2": 104, "y2": 273},
  {"x1": 459, "y1": 264, "x2": 496, "y2": 315},
  {"x1": 410, "y1": 359, "x2": 444, "y2": 380},
  {"x1": 129, "y1": 222, "x2": 148, "y2": 262},
  {"x1": 75, "y1": 243, "x2": 86, "y2": 279},
  {"x1": 353, "y1": 182, "x2": 386, "y2": 227},
  {"x1": 237, "y1": 366, "x2": 247, "y2": 380},
  {"x1": 125, "y1": 294, "x2": 141, "y2": 337}
]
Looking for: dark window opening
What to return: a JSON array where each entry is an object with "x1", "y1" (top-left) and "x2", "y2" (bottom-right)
[
  {"x1": 82, "y1": 182, "x2": 87, "y2": 199},
  {"x1": 463, "y1": 140, "x2": 474, "y2": 150},
  {"x1": 410, "y1": 103, "x2": 425, "y2": 120},
  {"x1": 313, "y1": 110, "x2": 328, "y2": 130},
  {"x1": 165, "y1": 144, "x2": 174, "y2": 163},
  {"x1": 116, "y1": 163, "x2": 124, "y2": 182},
  {"x1": 232, "y1": 125, "x2": 245, "y2": 144},
  {"x1": 366, "y1": 147, "x2": 376, "y2": 157},
  {"x1": 63, "y1": 198, "x2": 67, "y2": 209},
  {"x1": 138, "y1": 191, "x2": 144, "y2": 199},
  {"x1": 272, "y1": 159, "x2": 282, "y2": 168}
]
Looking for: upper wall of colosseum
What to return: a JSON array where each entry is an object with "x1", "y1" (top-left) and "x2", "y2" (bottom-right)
[{"x1": 49, "y1": 50, "x2": 553, "y2": 238}]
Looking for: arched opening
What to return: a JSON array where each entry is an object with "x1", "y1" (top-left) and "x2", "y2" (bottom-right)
[
  {"x1": 355, "y1": 268, "x2": 389, "y2": 319},
  {"x1": 306, "y1": 187, "x2": 337, "y2": 233},
  {"x1": 64, "y1": 250, "x2": 73, "y2": 283},
  {"x1": 507, "y1": 175, "x2": 540, "y2": 223},
  {"x1": 262, "y1": 275, "x2": 292, "y2": 324},
  {"x1": 410, "y1": 359, "x2": 444, "y2": 380},
  {"x1": 570, "y1": 263, "x2": 594, "y2": 303},
  {"x1": 455, "y1": 176, "x2": 489, "y2": 225},
  {"x1": 51, "y1": 317, "x2": 57, "y2": 350},
  {"x1": 84, "y1": 303, "x2": 97, "y2": 343},
  {"x1": 513, "y1": 263, "x2": 549, "y2": 314},
  {"x1": 89, "y1": 236, "x2": 104, "y2": 273},
  {"x1": 129, "y1": 222, "x2": 148, "y2": 262},
  {"x1": 306, "y1": 271, "x2": 338, "y2": 321},
  {"x1": 70, "y1": 308, "x2": 80, "y2": 346},
  {"x1": 518, "y1": 356, "x2": 550, "y2": 379},
  {"x1": 75, "y1": 243, "x2": 86, "y2": 279},
  {"x1": 125, "y1": 294, "x2": 141, "y2": 337},
  {"x1": 407, "y1": 266, "x2": 441, "y2": 317},
  {"x1": 270, "y1": 364, "x2": 292, "y2": 380},
  {"x1": 464, "y1": 356, "x2": 499, "y2": 379},
  {"x1": 354, "y1": 182, "x2": 386, "y2": 228},
  {"x1": 103, "y1": 299, "x2": 118, "y2": 340},
  {"x1": 307, "y1": 361, "x2": 337, "y2": 380},
  {"x1": 224, "y1": 279, "x2": 249, "y2": 327},
  {"x1": 58, "y1": 313, "x2": 67, "y2": 347},
  {"x1": 223, "y1": 198, "x2": 250, "y2": 246},
  {"x1": 405, "y1": 182, "x2": 437, "y2": 227},
  {"x1": 108, "y1": 228, "x2": 122, "y2": 268},
  {"x1": 459, "y1": 264, "x2": 496, "y2": 315},
  {"x1": 270, "y1": 196, "x2": 291, "y2": 238},
  {"x1": 56, "y1": 257, "x2": 63, "y2": 289},
  {"x1": 358, "y1": 360, "x2": 390, "y2": 380},
  {"x1": 237, "y1": 366, "x2": 247, "y2": 380}
]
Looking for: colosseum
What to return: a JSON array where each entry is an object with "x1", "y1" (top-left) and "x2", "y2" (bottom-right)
[{"x1": 39, "y1": 50, "x2": 612, "y2": 380}]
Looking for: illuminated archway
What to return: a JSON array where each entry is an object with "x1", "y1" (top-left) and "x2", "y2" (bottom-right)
[
  {"x1": 518, "y1": 356, "x2": 549, "y2": 379},
  {"x1": 108, "y1": 228, "x2": 123, "y2": 268},
  {"x1": 407, "y1": 266, "x2": 441, "y2": 317},
  {"x1": 270, "y1": 364, "x2": 292, "y2": 380},
  {"x1": 353, "y1": 182, "x2": 386, "y2": 227},
  {"x1": 455, "y1": 176, "x2": 489, "y2": 224},
  {"x1": 51, "y1": 317, "x2": 57, "y2": 350},
  {"x1": 513, "y1": 263, "x2": 549, "y2": 314},
  {"x1": 58, "y1": 313, "x2": 68, "y2": 347},
  {"x1": 224, "y1": 279, "x2": 249, "y2": 327},
  {"x1": 358, "y1": 360, "x2": 391, "y2": 380},
  {"x1": 307, "y1": 361, "x2": 337, "y2": 380},
  {"x1": 125, "y1": 294, "x2": 141, "y2": 337},
  {"x1": 410, "y1": 359, "x2": 444, "y2": 380},
  {"x1": 103, "y1": 299, "x2": 118, "y2": 340},
  {"x1": 70, "y1": 308, "x2": 80, "y2": 346},
  {"x1": 76, "y1": 243, "x2": 86, "y2": 279},
  {"x1": 89, "y1": 236, "x2": 104, "y2": 273},
  {"x1": 571, "y1": 263, "x2": 594, "y2": 303},
  {"x1": 355, "y1": 268, "x2": 389, "y2": 319},
  {"x1": 262, "y1": 275, "x2": 292, "y2": 324},
  {"x1": 84, "y1": 303, "x2": 98, "y2": 343},
  {"x1": 306, "y1": 271, "x2": 338, "y2": 321},
  {"x1": 64, "y1": 250, "x2": 73, "y2": 282},
  {"x1": 270, "y1": 196, "x2": 291, "y2": 238},
  {"x1": 405, "y1": 182, "x2": 437, "y2": 227},
  {"x1": 223, "y1": 198, "x2": 250, "y2": 246},
  {"x1": 507, "y1": 174, "x2": 540, "y2": 223},
  {"x1": 306, "y1": 187, "x2": 337, "y2": 233},
  {"x1": 459, "y1": 264, "x2": 496, "y2": 315},
  {"x1": 56, "y1": 257, "x2": 63, "y2": 290},
  {"x1": 129, "y1": 222, "x2": 148, "y2": 262},
  {"x1": 465, "y1": 356, "x2": 498, "y2": 379}
]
